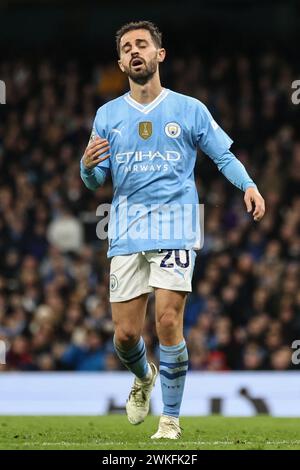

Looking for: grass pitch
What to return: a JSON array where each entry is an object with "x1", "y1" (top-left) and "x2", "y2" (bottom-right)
[{"x1": 0, "y1": 416, "x2": 299, "y2": 450}]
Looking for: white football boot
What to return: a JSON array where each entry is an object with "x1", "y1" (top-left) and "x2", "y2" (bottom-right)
[
  {"x1": 126, "y1": 362, "x2": 158, "y2": 425},
  {"x1": 151, "y1": 415, "x2": 182, "y2": 439}
]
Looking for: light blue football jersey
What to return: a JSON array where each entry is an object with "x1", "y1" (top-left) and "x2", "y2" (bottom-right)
[{"x1": 86, "y1": 88, "x2": 255, "y2": 257}]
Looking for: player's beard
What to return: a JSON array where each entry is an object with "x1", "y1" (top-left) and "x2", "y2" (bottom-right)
[{"x1": 125, "y1": 57, "x2": 158, "y2": 85}]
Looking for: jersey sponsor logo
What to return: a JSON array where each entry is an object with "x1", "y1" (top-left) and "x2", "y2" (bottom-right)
[
  {"x1": 124, "y1": 163, "x2": 169, "y2": 173},
  {"x1": 115, "y1": 150, "x2": 180, "y2": 164},
  {"x1": 115, "y1": 150, "x2": 181, "y2": 173},
  {"x1": 139, "y1": 121, "x2": 152, "y2": 140},
  {"x1": 165, "y1": 122, "x2": 181, "y2": 138}
]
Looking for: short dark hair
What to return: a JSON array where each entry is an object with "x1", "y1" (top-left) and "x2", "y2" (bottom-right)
[{"x1": 116, "y1": 21, "x2": 162, "y2": 56}]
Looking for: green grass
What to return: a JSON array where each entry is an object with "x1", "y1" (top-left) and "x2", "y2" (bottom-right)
[{"x1": 0, "y1": 416, "x2": 300, "y2": 450}]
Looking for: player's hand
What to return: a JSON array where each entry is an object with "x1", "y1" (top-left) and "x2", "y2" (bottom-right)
[
  {"x1": 82, "y1": 136, "x2": 110, "y2": 169},
  {"x1": 244, "y1": 187, "x2": 265, "y2": 221}
]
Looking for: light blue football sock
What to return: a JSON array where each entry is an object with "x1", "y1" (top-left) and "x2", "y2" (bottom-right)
[
  {"x1": 114, "y1": 336, "x2": 149, "y2": 380},
  {"x1": 159, "y1": 340, "x2": 188, "y2": 418}
]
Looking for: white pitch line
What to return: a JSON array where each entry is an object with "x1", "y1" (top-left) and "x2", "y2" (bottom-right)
[{"x1": 17, "y1": 440, "x2": 300, "y2": 447}]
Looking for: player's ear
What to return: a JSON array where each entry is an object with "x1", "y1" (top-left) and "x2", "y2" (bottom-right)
[
  {"x1": 158, "y1": 48, "x2": 166, "y2": 63},
  {"x1": 118, "y1": 59, "x2": 125, "y2": 73}
]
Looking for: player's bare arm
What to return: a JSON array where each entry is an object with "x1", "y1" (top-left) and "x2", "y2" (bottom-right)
[{"x1": 82, "y1": 136, "x2": 110, "y2": 169}]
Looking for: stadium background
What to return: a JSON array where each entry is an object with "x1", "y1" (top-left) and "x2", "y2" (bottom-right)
[{"x1": 0, "y1": 0, "x2": 300, "y2": 408}]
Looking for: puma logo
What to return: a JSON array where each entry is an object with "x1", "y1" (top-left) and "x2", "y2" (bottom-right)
[{"x1": 111, "y1": 126, "x2": 124, "y2": 137}]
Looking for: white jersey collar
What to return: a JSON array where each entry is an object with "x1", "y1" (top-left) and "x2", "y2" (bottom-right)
[{"x1": 124, "y1": 88, "x2": 169, "y2": 114}]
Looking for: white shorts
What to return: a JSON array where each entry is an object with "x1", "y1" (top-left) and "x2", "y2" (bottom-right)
[{"x1": 109, "y1": 249, "x2": 196, "y2": 302}]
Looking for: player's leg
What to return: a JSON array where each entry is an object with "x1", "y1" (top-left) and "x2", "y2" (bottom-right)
[
  {"x1": 112, "y1": 294, "x2": 150, "y2": 379},
  {"x1": 110, "y1": 253, "x2": 158, "y2": 424},
  {"x1": 145, "y1": 249, "x2": 195, "y2": 438},
  {"x1": 153, "y1": 288, "x2": 188, "y2": 438}
]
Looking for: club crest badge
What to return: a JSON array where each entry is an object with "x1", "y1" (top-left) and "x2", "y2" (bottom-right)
[
  {"x1": 165, "y1": 122, "x2": 181, "y2": 138},
  {"x1": 110, "y1": 274, "x2": 118, "y2": 292}
]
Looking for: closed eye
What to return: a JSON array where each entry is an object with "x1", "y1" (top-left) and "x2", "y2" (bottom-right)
[{"x1": 121, "y1": 39, "x2": 149, "y2": 53}]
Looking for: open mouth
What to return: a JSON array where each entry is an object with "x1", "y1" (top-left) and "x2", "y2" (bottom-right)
[{"x1": 131, "y1": 58, "x2": 144, "y2": 68}]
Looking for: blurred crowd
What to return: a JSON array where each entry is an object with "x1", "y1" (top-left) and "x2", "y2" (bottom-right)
[{"x1": 0, "y1": 48, "x2": 300, "y2": 372}]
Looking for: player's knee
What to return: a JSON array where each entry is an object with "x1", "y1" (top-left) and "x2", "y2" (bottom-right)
[
  {"x1": 157, "y1": 309, "x2": 180, "y2": 331},
  {"x1": 114, "y1": 327, "x2": 140, "y2": 348}
]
